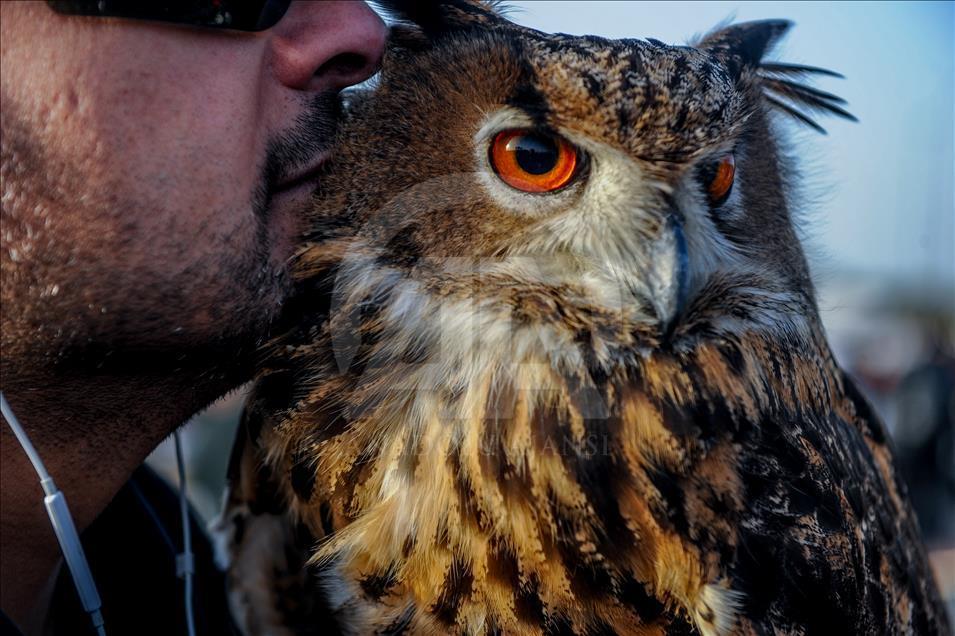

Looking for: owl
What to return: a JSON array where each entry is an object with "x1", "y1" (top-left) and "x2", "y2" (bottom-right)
[{"x1": 216, "y1": 2, "x2": 951, "y2": 634}]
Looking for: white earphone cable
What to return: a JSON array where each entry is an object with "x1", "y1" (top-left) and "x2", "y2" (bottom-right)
[
  {"x1": 1, "y1": 392, "x2": 200, "y2": 636},
  {"x1": 0, "y1": 392, "x2": 107, "y2": 636},
  {"x1": 173, "y1": 429, "x2": 197, "y2": 636}
]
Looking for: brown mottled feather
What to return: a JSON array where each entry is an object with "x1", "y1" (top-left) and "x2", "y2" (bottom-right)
[{"x1": 217, "y1": 2, "x2": 950, "y2": 635}]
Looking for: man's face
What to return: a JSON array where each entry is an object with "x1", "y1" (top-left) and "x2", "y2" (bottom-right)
[{"x1": 0, "y1": 1, "x2": 386, "y2": 380}]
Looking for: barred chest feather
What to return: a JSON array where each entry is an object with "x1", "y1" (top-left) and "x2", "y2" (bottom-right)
[{"x1": 221, "y1": 253, "x2": 941, "y2": 636}]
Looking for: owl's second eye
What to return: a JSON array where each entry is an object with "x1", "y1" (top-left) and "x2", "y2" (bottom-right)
[
  {"x1": 702, "y1": 154, "x2": 736, "y2": 206},
  {"x1": 489, "y1": 130, "x2": 579, "y2": 193}
]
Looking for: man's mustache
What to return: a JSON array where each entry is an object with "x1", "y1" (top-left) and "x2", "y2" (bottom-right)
[{"x1": 263, "y1": 91, "x2": 344, "y2": 194}]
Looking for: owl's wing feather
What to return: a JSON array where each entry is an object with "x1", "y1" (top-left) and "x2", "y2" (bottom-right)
[
  {"x1": 605, "y1": 342, "x2": 951, "y2": 634},
  {"x1": 214, "y1": 393, "x2": 335, "y2": 636},
  {"x1": 833, "y1": 369, "x2": 951, "y2": 632}
]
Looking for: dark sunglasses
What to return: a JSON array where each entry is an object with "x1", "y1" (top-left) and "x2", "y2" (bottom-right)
[{"x1": 47, "y1": 0, "x2": 294, "y2": 33}]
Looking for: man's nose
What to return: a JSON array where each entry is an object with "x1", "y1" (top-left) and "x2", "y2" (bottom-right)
[{"x1": 269, "y1": 1, "x2": 387, "y2": 92}]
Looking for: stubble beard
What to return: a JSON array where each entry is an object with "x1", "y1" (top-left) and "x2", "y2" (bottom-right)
[{"x1": 0, "y1": 91, "x2": 343, "y2": 404}]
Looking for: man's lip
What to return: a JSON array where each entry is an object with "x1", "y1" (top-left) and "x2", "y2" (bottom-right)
[{"x1": 274, "y1": 157, "x2": 329, "y2": 195}]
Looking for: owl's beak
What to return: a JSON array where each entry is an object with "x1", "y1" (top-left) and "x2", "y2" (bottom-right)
[{"x1": 646, "y1": 213, "x2": 689, "y2": 333}]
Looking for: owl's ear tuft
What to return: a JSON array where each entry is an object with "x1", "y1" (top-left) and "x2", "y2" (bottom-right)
[
  {"x1": 700, "y1": 20, "x2": 856, "y2": 134},
  {"x1": 698, "y1": 19, "x2": 793, "y2": 72},
  {"x1": 375, "y1": 0, "x2": 508, "y2": 37}
]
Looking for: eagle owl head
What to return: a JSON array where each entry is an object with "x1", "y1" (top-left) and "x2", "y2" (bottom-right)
[
  {"x1": 222, "y1": 3, "x2": 949, "y2": 635},
  {"x1": 301, "y1": 0, "x2": 852, "y2": 354}
]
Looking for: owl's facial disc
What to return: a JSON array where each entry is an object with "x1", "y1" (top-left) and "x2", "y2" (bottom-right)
[{"x1": 473, "y1": 108, "x2": 693, "y2": 329}]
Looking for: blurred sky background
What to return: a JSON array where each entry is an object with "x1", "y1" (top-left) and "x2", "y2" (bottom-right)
[{"x1": 151, "y1": 1, "x2": 955, "y2": 609}]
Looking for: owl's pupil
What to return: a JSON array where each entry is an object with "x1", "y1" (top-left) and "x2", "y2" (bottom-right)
[{"x1": 507, "y1": 134, "x2": 558, "y2": 175}]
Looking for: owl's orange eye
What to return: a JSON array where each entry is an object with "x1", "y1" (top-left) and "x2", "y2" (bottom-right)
[
  {"x1": 489, "y1": 130, "x2": 578, "y2": 193},
  {"x1": 706, "y1": 154, "x2": 736, "y2": 205}
]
